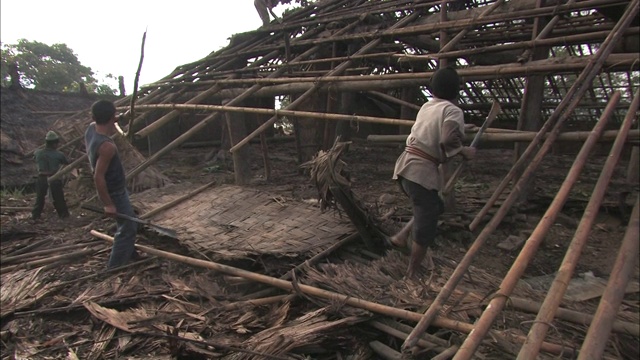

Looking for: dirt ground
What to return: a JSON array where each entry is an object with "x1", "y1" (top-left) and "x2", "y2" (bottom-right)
[{"x1": 1, "y1": 136, "x2": 638, "y2": 359}]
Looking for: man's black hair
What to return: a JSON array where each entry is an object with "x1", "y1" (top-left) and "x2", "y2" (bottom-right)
[
  {"x1": 430, "y1": 67, "x2": 461, "y2": 101},
  {"x1": 91, "y1": 100, "x2": 116, "y2": 125}
]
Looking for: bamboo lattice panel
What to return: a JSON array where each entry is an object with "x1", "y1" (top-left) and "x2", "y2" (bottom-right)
[{"x1": 131, "y1": 184, "x2": 354, "y2": 259}]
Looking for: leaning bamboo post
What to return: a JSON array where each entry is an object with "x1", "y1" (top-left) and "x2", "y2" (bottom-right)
[
  {"x1": 452, "y1": 92, "x2": 623, "y2": 360},
  {"x1": 139, "y1": 180, "x2": 216, "y2": 220},
  {"x1": 577, "y1": 197, "x2": 640, "y2": 360},
  {"x1": 468, "y1": 0, "x2": 639, "y2": 232},
  {"x1": 125, "y1": 21, "x2": 365, "y2": 181},
  {"x1": 229, "y1": 11, "x2": 422, "y2": 154},
  {"x1": 48, "y1": 153, "x2": 87, "y2": 183},
  {"x1": 89, "y1": 229, "x2": 575, "y2": 357},
  {"x1": 518, "y1": 90, "x2": 639, "y2": 360}
]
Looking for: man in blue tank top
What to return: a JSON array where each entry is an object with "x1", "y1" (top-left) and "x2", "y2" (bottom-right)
[{"x1": 85, "y1": 100, "x2": 139, "y2": 268}]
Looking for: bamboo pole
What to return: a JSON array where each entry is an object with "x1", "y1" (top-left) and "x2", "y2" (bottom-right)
[
  {"x1": 125, "y1": 21, "x2": 365, "y2": 182},
  {"x1": 140, "y1": 180, "x2": 216, "y2": 220},
  {"x1": 367, "y1": 129, "x2": 640, "y2": 143},
  {"x1": 577, "y1": 197, "x2": 640, "y2": 360},
  {"x1": 469, "y1": 1, "x2": 639, "y2": 232},
  {"x1": 126, "y1": 30, "x2": 147, "y2": 141},
  {"x1": 123, "y1": 103, "x2": 415, "y2": 127},
  {"x1": 452, "y1": 92, "x2": 623, "y2": 360},
  {"x1": 47, "y1": 152, "x2": 87, "y2": 183},
  {"x1": 367, "y1": 91, "x2": 421, "y2": 111},
  {"x1": 1, "y1": 242, "x2": 97, "y2": 264},
  {"x1": 517, "y1": 91, "x2": 639, "y2": 359},
  {"x1": 229, "y1": 11, "x2": 422, "y2": 154},
  {"x1": 370, "y1": 341, "x2": 401, "y2": 360},
  {"x1": 89, "y1": 229, "x2": 575, "y2": 357},
  {"x1": 368, "y1": 321, "x2": 446, "y2": 353},
  {"x1": 0, "y1": 248, "x2": 97, "y2": 274}
]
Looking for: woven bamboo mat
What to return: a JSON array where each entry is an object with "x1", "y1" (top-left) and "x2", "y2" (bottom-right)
[{"x1": 131, "y1": 184, "x2": 354, "y2": 259}]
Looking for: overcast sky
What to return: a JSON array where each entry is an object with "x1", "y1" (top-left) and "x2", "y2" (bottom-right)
[{"x1": 1, "y1": 0, "x2": 286, "y2": 91}]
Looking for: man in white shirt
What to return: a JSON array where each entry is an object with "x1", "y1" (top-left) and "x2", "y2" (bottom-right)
[{"x1": 387, "y1": 67, "x2": 476, "y2": 279}]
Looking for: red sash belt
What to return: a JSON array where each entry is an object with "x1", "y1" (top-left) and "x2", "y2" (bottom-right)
[{"x1": 405, "y1": 145, "x2": 440, "y2": 164}]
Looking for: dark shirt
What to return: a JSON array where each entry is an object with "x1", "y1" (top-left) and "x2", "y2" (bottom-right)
[
  {"x1": 84, "y1": 123, "x2": 126, "y2": 194},
  {"x1": 34, "y1": 147, "x2": 68, "y2": 175}
]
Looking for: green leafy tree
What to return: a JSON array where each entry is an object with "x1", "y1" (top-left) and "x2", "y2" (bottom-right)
[{"x1": 1, "y1": 39, "x2": 116, "y2": 95}]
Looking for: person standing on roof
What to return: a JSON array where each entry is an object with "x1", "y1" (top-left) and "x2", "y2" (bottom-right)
[
  {"x1": 31, "y1": 131, "x2": 70, "y2": 221},
  {"x1": 385, "y1": 67, "x2": 476, "y2": 279},
  {"x1": 255, "y1": 0, "x2": 278, "y2": 26},
  {"x1": 85, "y1": 100, "x2": 140, "y2": 268}
]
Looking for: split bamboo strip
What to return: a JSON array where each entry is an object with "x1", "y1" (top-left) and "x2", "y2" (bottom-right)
[
  {"x1": 139, "y1": 180, "x2": 216, "y2": 220},
  {"x1": 90, "y1": 230, "x2": 575, "y2": 357},
  {"x1": 517, "y1": 91, "x2": 639, "y2": 359},
  {"x1": 577, "y1": 197, "x2": 640, "y2": 360},
  {"x1": 0, "y1": 248, "x2": 97, "y2": 274},
  {"x1": 368, "y1": 129, "x2": 640, "y2": 144},
  {"x1": 1, "y1": 242, "x2": 97, "y2": 264},
  {"x1": 122, "y1": 103, "x2": 415, "y2": 127},
  {"x1": 452, "y1": 91, "x2": 623, "y2": 360},
  {"x1": 126, "y1": 21, "x2": 365, "y2": 181},
  {"x1": 469, "y1": 1, "x2": 639, "y2": 232},
  {"x1": 230, "y1": 11, "x2": 423, "y2": 153}
]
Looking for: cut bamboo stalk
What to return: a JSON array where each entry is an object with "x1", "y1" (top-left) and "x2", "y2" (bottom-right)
[
  {"x1": 577, "y1": 197, "x2": 639, "y2": 360},
  {"x1": 370, "y1": 341, "x2": 401, "y2": 360},
  {"x1": 368, "y1": 320, "x2": 445, "y2": 352},
  {"x1": 452, "y1": 91, "x2": 624, "y2": 360},
  {"x1": 432, "y1": 345, "x2": 459, "y2": 360},
  {"x1": 229, "y1": 11, "x2": 422, "y2": 154},
  {"x1": 6, "y1": 238, "x2": 49, "y2": 256},
  {"x1": 139, "y1": 180, "x2": 216, "y2": 220},
  {"x1": 517, "y1": 91, "x2": 639, "y2": 360},
  {"x1": 90, "y1": 229, "x2": 576, "y2": 358},
  {"x1": 468, "y1": 1, "x2": 638, "y2": 232}
]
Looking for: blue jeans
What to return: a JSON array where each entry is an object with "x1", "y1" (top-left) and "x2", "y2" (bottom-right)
[{"x1": 108, "y1": 189, "x2": 138, "y2": 268}]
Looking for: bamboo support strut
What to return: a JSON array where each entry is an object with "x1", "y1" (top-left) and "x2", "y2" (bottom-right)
[
  {"x1": 367, "y1": 129, "x2": 640, "y2": 144},
  {"x1": 453, "y1": 91, "x2": 622, "y2": 360},
  {"x1": 402, "y1": 4, "x2": 639, "y2": 348},
  {"x1": 469, "y1": 1, "x2": 639, "y2": 232},
  {"x1": 577, "y1": 196, "x2": 640, "y2": 360},
  {"x1": 517, "y1": 90, "x2": 639, "y2": 360},
  {"x1": 439, "y1": 0, "x2": 505, "y2": 53},
  {"x1": 89, "y1": 229, "x2": 575, "y2": 357}
]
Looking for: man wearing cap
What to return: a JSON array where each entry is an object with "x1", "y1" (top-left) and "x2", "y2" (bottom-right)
[
  {"x1": 31, "y1": 131, "x2": 70, "y2": 220},
  {"x1": 386, "y1": 67, "x2": 476, "y2": 279}
]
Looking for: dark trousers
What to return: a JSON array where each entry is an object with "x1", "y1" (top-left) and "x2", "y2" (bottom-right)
[
  {"x1": 399, "y1": 177, "x2": 444, "y2": 248},
  {"x1": 32, "y1": 175, "x2": 69, "y2": 219}
]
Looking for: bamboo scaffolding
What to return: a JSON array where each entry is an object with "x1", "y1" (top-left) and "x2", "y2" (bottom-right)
[
  {"x1": 403, "y1": 5, "x2": 638, "y2": 344},
  {"x1": 577, "y1": 197, "x2": 640, "y2": 360},
  {"x1": 468, "y1": 2, "x2": 639, "y2": 232},
  {"x1": 516, "y1": 90, "x2": 639, "y2": 359},
  {"x1": 229, "y1": 11, "x2": 423, "y2": 154},
  {"x1": 125, "y1": 20, "x2": 365, "y2": 181},
  {"x1": 451, "y1": 91, "x2": 622, "y2": 360},
  {"x1": 89, "y1": 229, "x2": 576, "y2": 357}
]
